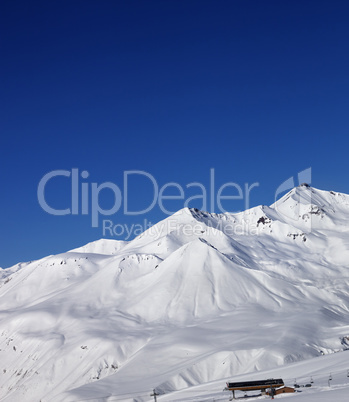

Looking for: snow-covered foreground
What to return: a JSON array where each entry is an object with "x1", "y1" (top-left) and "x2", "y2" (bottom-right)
[
  {"x1": 159, "y1": 350, "x2": 349, "y2": 401},
  {"x1": 1, "y1": 185, "x2": 349, "y2": 401}
]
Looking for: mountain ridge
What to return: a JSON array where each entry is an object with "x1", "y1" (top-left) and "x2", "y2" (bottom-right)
[{"x1": 1, "y1": 185, "x2": 349, "y2": 401}]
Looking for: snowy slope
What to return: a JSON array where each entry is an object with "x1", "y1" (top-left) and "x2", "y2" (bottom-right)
[
  {"x1": 158, "y1": 348, "x2": 349, "y2": 401},
  {"x1": 1, "y1": 185, "x2": 349, "y2": 401},
  {"x1": 69, "y1": 239, "x2": 128, "y2": 255}
]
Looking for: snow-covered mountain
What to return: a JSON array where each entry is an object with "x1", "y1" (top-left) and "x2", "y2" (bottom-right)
[{"x1": 1, "y1": 185, "x2": 349, "y2": 401}]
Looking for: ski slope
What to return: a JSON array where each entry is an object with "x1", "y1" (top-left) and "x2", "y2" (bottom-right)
[{"x1": 158, "y1": 349, "x2": 349, "y2": 401}]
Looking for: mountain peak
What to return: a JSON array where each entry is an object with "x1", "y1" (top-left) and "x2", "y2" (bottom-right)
[
  {"x1": 299, "y1": 182, "x2": 311, "y2": 188},
  {"x1": 2, "y1": 186, "x2": 349, "y2": 401}
]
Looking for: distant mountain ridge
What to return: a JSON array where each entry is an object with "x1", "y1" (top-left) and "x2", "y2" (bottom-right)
[{"x1": 1, "y1": 186, "x2": 349, "y2": 401}]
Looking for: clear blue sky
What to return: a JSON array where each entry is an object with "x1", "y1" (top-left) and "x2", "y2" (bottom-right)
[{"x1": 1, "y1": 0, "x2": 349, "y2": 268}]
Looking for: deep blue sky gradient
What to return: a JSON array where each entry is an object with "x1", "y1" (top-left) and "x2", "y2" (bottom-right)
[{"x1": 1, "y1": 0, "x2": 349, "y2": 267}]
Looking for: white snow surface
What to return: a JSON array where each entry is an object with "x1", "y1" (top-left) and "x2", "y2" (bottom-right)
[{"x1": 1, "y1": 185, "x2": 349, "y2": 401}]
